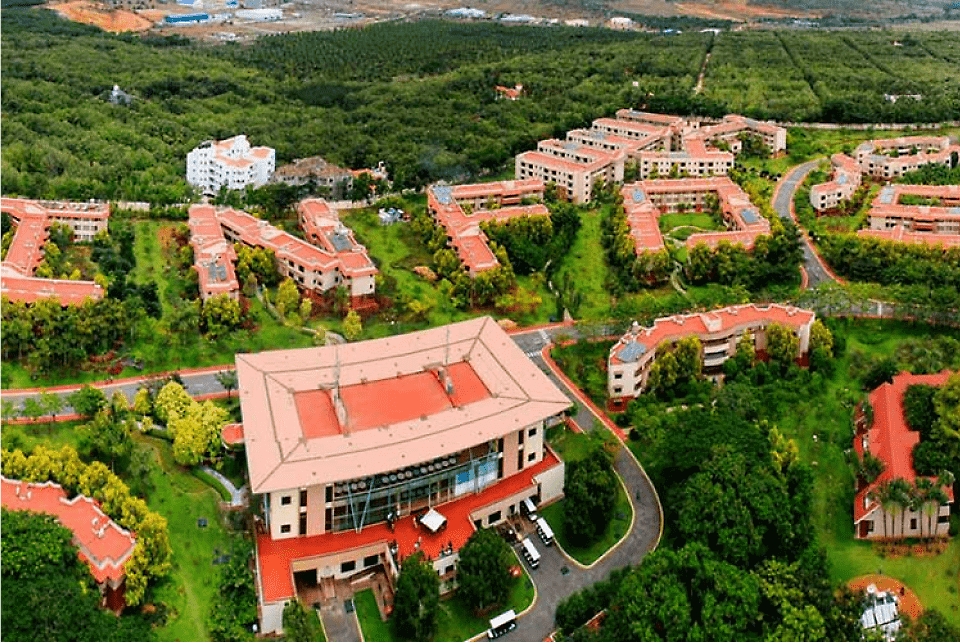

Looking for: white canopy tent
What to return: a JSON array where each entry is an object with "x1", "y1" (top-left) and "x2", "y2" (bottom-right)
[{"x1": 420, "y1": 508, "x2": 447, "y2": 533}]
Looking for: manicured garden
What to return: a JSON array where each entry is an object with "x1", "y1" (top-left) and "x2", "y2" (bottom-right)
[{"x1": 354, "y1": 554, "x2": 535, "y2": 642}]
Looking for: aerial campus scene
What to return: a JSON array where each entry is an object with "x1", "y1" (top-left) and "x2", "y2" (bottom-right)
[{"x1": 3, "y1": 1, "x2": 960, "y2": 642}]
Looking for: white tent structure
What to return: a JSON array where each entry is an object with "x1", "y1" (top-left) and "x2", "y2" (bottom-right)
[{"x1": 420, "y1": 508, "x2": 447, "y2": 533}]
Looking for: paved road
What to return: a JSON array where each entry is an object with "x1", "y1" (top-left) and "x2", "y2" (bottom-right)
[
  {"x1": 200, "y1": 465, "x2": 248, "y2": 508},
  {"x1": 772, "y1": 159, "x2": 836, "y2": 288},
  {"x1": 502, "y1": 327, "x2": 662, "y2": 642}
]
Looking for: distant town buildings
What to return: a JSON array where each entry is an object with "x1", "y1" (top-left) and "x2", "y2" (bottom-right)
[
  {"x1": 0, "y1": 197, "x2": 108, "y2": 305},
  {"x1": 855, "y1": 136, "x2": 958, "y2": 180},
  {"x1": 236, "y1": 317, "x2": 569, "y2": 633},
  {"x1": 853, "y1": 371, "x2": 955, "y2": 540},
  {"x1": 809, "y1": 153, "x2": 862, "y2": 211},
  {"x1": 186, "y1": 135, "x2": 275, "y2": 196},
  {"x1": 2, "y1": 477, "x2": 137, "y2": 611},
  {"x1": 607, "y1": 304, "x2": 815, "y2": 403},
  {"x1": 620, "y1": 177, "x2": 771, "y2": 254},
  {"x1": 445, "y1": 7, "x2": 486, "y2": 19},
  {"x1": 857, "y1": 184, "x2": 960, "y2": 248},
  {"x1": 427, "y1": 179, "x2": 546, "y2": 275}
]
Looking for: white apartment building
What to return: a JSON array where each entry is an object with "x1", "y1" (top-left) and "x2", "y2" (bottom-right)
[{"x1": 186, "y1": 135, "x2": 276, "y2": 195}]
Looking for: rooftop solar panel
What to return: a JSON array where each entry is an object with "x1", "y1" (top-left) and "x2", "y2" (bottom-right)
[
  {"x1": 632, "y1": 188, "x2": 646, "y2": 203},
  {"x1": 433, "y1": 186, "x2": 453, "y2": 205},
  {"x1": 329, "y1": 232, "x2": 353, "y2": 252},
  {"x1": 618, "y1": 341, "x2": 647, "y2": 363},
  {"x1": 740, "y1": 208, "x2": 760, "y2": 224}
]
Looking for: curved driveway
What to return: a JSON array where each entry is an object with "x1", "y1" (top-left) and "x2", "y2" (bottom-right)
[
  {"x1": 772, "y1": 159, "x2": 836, "y2": 288},
  {"x1": 505, "y1": 327, "x2": 662, "y2": 641}
]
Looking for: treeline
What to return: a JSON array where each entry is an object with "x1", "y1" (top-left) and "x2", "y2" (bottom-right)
[
  {"x1": 555, "y1": 347, "x2": 862, "y2": 641},
  {"x1": 818, "y1": 234, "x2": 960, "y2": 291},
  {"x1": 5, "y1": 8, "x2": 960, "y2": 203}
]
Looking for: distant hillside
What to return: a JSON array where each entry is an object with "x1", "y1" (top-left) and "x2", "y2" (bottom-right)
[{"x1": 747, "y1": 0, "x2": 945, "y2": 18}]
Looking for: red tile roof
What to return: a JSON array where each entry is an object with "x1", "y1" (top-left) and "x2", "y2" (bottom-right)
[
  {"x1": 255, "y1": 450, "x2": 561, "y2": 603},
  {"x1": 1, "y1": 477, "x2": 136, "y2": 585},
  {"x1": 221, "y1": 423, "x2": 245, "y2": 446},
  {"x1": 857, "y1": 227, "x2": 960, "y2": 248},
  {"x1": 1, "y1": 270, "x2": 104, "y2": 305},
  {"x1": 427, "y1": 181, "x2": 547, "y2": 274},
  {"x1": 854, "y1": 371, "x2": 957, "y2": 523},
  {"x1": 610, "y1": 303, "x2": 815, "y2": 365}
]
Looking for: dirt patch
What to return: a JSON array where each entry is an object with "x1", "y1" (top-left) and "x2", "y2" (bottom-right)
[
  {"x1": 674, "y1": 1, "x2": 821, "y2": 22},
  {"x1": 50, "y1": 1, "x2": 153, "y2": 32},
  {"x1": 848, "y1": 574, "x2": 923, "y2": 621}
]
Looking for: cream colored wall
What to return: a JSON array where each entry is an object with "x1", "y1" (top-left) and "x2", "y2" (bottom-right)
[{"x1": 535, "y1": 460, "x2": 565, "y2": 504}]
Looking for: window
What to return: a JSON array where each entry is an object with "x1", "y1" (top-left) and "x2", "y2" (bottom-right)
[
  {"x1": 517, "y1": 450, "x2": 524, "y2": 471},
  {"x1": 341, "y1": 561, "x2": 356, "y2": 574},
  {"x1": 938, "y1": 514, "x2": 949, "y2": 524},
  {"x1": 488, "y1": 511, "x2": 502, "y2": 525},
  {"x1": 325, "y1": 486, "x2": 333, "y2": 503},
  {"x1": 363, "y1": 555, "x2": 379, "y2": 568},
  {"x1": 528, "y1": 452, "x2": 536, "y2": 462},
  {"x1": 613, "y1": 373, "x2": 622, "y2": 380},
  {"x1": 528, "y1": 427, "x2": 537, "y2": 438},
  {"x1": 518, "y1": 430, "x2": 524, "y2": 445},
  {"x1": 866, "y1": 520, "x2": 874, "y2": 533},
  {"x1": 299, "y1": 490, "x2": 308, "y2": 507},
  {"x1": 281, "y1": 495, "x2": 292, "y2": 506},
  {"x1": 613, "y1": 387, "x2": 622, "y2": 394},
  {"x1": 299, "y1": 514, "x2": 307, "y2": 535},
  {"x1": 910, "y1": 518, "x2": 918, "y2": 530},
  {"x1": 444, "y1": 565, "x2": 455, "y2": 575},
  {"x1": 280, "y1": 524, "x2": 291, "y2": 534}
]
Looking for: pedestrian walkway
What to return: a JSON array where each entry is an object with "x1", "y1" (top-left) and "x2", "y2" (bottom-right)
[{"x1": 200, "y1": 465, "x2": 248, "y2": 508}]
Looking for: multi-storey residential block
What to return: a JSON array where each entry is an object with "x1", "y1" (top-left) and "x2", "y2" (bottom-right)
[
  {"x1": 857, "y1": 184, "x2": 960, "y2": 248},
  {"x1": 186, "y1": 135, "x2": 276, "y2": 195},
  {"x1": 607, "y1": 304, "x2": 815, "y2": 403},
  {"x1": 0, "y1": 198, "x2": 108, "y2": 305},
  {"x1": 188, "y1": 205, "x2": 240, "y2": 302},
  {"x1": 853, "y1": 371, "x2": 955, "y2": 540},
  {"x1": 855, "y1": 136, "x2": 959, "y2": 179},
  {"x1": 2, "y1": 477, "x2": 137, "y2": 611},
  {"x1": 516, "y1": 140, "x2": 623, "y2": 203},
  {"x1": 809, "y1": 153, "x2": 863, "y2": 212},
  {"x1": 686, "y1": 114, "x2": 788, "y2": 156},
  {"x1": 213, "y1": 203, "x2": 377, "y2": 301},
  {"x1": 271, "y1": 156, "x2": 353, "y2": 197},
  {"x1": 620, "y1": 177, "x2": 771, "y2": 255},
  {"x1": 426, "y1": 180, "x2": 547, "y2": 275},
  {"x1": 235, "y1": 317, "x2": 570, "y2": 633}
]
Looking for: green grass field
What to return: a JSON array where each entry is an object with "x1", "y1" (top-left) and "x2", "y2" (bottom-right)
[
  {"x1": 658, "y1": 213, "x2": 722, "y2": 233},
  {"x1": 354, "y1": 589, "x2": 393, "y2": 642},
  {"x1": 542, "y1": 425, "x2": 633, "y2": 565},
  {"x1": 0, "y1": 420, "x2": 85, "y2": 453},
  {"x1": 555, "y1": 209, "x2": 612, "y2": 322},
  {"x1": 136, "y1": 435, "x2": 240, "y2": 641}
]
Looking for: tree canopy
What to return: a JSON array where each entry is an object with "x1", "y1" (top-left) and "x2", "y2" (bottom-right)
[
  {"x1": 455, "y1": 528, "x2": 514, "y2": 614},
  {"x1": 392, "y1": 552, "x2": 440, "y2": 641}
]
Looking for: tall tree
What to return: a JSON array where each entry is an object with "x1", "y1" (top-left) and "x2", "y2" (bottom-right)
[
  {"x1": 392, "y1": 552, "x2": 440, "y2": 641},
  {"x1": 456, "y1": 528, "x2": 514, "y2": 614}
]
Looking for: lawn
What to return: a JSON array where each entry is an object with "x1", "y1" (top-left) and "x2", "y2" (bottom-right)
[
  {"x1": 542, "y1": 426, "x2": 633, "y2": 566},
  {"x1": 554, "y1": 208, "x2": 611, "y2": 322},
  {"x1": 354, "y1": 588, "x2": 392, "y2": 642},
  {"x1": 658, "y1": 213, "x2": 722, "y2": 233},
  {"x1": 135, "y1": 435, "x2": 240, "y2": 642},
  {"x1": 354, "y1": 553, "x2": 535, "y2": 642},
  {"x1": 0, "y1": 419, "x2": 85, "y2": 453}
]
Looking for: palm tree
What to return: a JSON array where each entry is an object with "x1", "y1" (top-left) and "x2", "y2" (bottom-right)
[
  {"x1": 911, "y1": 478, "x2": 933, "y2": 539},
  {"x1": 889, "y1": 478, "x2": 912, "y2": 538},
  {"x1": 870, "y1": 481, "x2": 896, "y2": 539},
  {"x1": 925, "y1": 486, "x2": 950, "y2": 538},
  {"x1": 890, "y1": 478, "x2": 913, "y2": 539}
]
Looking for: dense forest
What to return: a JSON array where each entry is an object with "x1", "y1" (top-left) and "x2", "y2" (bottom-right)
[{"x1": 3, "y1": 8, "x2": 960, "y2": 202}]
